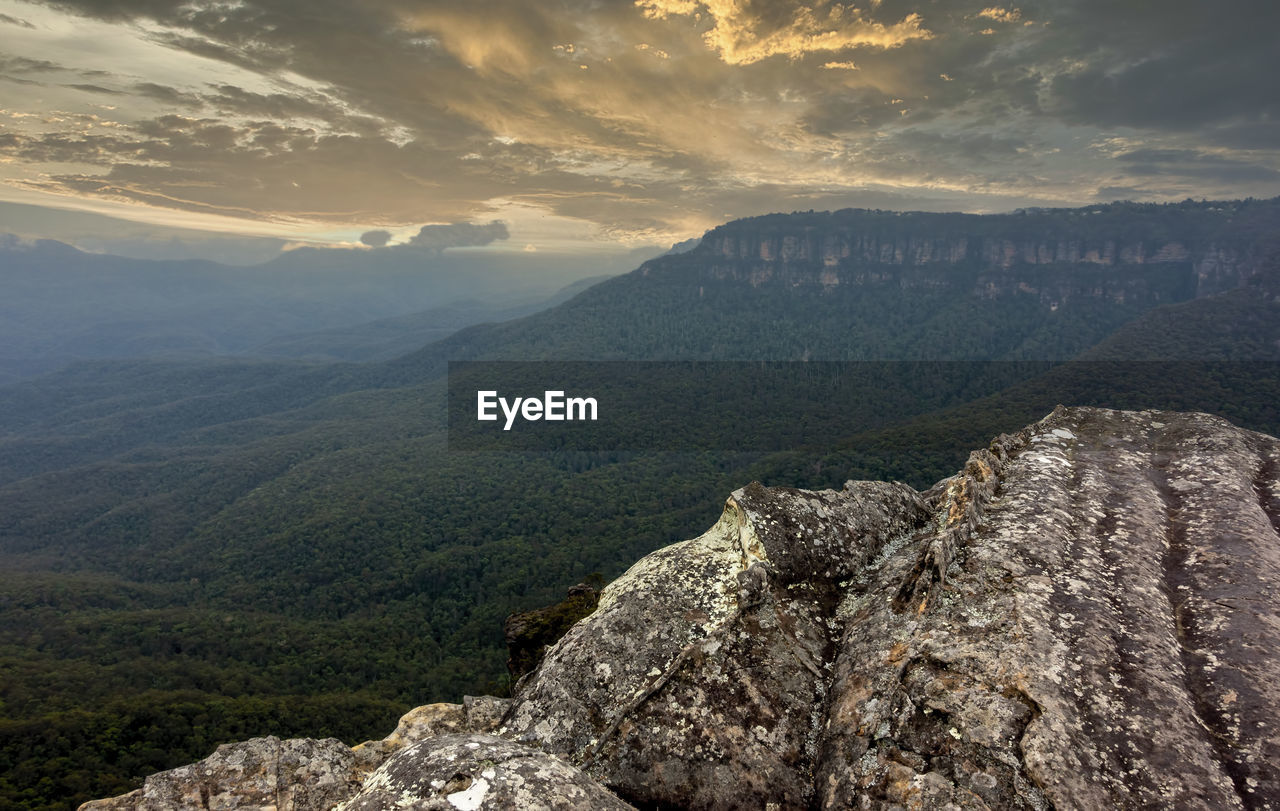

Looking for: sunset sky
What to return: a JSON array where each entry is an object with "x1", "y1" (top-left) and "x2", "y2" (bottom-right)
[{"x1": 1, "y1": 0, "x2": 1278, "y2": 259}]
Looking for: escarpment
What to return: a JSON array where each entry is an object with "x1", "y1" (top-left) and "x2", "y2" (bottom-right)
[
  {"x1": 673, "y1": 201, "x2": 1280, "y2": 302},
  {"x1": 84, "y1": 407, "x2": 1280, "y2": 810}
]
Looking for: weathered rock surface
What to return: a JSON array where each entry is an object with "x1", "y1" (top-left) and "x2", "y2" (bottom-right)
[
  {"x1": 81, "y1": 699, "x2": 513, "y2": 811},
  {"x1": 85, "y1": 407, "x2": 1280, "y2": 810},
  {"x1": 502, "y1": 406, "x2": 1280, "y2": 809},
  {"x1": 340, "y1": 734, "x2": 631, "y2": 810},
  {"x1": 78, "y1": 736, "x2": 361, "y2": 811},
  {"x1": 499, "y1": 479, "x2": 928, "y2": 808},
  {"x1": 811, "y1": 406, "x2": 1280, "y2": 809}
]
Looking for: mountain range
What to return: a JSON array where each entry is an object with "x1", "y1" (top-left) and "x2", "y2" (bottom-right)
[
  {"x1": 1, "y1": 197, "x2": 1278, "y2": 810},
  {"x1": 0, "y1": 236, "x2": 650, "y2": 384}
]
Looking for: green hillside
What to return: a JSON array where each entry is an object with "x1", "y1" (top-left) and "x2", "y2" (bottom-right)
[{"x1": 2, "y1": 199, "x2": 1278, "y2": 810}]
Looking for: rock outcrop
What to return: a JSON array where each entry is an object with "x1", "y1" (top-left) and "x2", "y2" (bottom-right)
[
  {"x1": 84, "y1": 406, "x2": 1280, "y2": 809},
  {"x1": 78, "y1": 737, "x2": 362, "y2": 811},
  {"x1": 80, "y1": 699, "x2": 514, "y2": 811},
  {"x1": 343, "y1": 734, "x2": 632, "y2": 811}
]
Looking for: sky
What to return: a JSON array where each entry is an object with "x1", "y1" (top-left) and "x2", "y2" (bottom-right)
[{"x1": 1, "y1": 0, "x2": 1278, "y2": 260}]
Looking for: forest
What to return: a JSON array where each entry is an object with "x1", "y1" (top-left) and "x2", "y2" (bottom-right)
[{"x1": 2, "y1": 199, "x2": 1279, "y2": 810}]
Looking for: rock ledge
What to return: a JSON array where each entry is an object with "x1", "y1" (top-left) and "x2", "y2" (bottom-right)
[{"x1": 84, "y1": 407, "x2": 1280, "y2": 810}]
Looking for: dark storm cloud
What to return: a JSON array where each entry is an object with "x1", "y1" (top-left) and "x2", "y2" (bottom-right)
[
  {"x1": 1027, "y1": 0, "x2": 1280, "y2": 136},
  {"x1": 204, "y1": 84, "x2": 337, "y2": 120},
  {"x1": 1115, "y1": 148, "x2": 1280, "y2": 184},
  {"x1": 1045, "y1": 49, "x2": 1280, "y2": 135},
  {"x1": 1202, "y1": 121, "x2": 1280, "y2": 153},
  {"x1": 846, "y1": 128, "x2": 1041, "y2": 190},
  {"x1": 360, "y1": 229, "x2": 392, "y2": 247},
  {"x1": 406, "y1": 221, "x2": 509, "y2": 250}
]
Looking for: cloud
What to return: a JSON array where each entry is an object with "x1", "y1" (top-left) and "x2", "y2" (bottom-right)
[
  {"x1": 1094, "y1": 185, "x2": 1156, "y2": 202},
  {"x1": 1, "y1": 0, "x2": 1277, "y2": 251},
  {"x1": 1114, "y1": 147, "x2": 1280, "y2": 184},
  {"x1": 360, "y1": 229, "x2": 392, "y2": 247},
  {"x1": 0, "y1": 13, "x2": 36, "y2": 29},
  {"x1": 976, "y1": 7, "x2": 1021, "y2": 23},
  {"x1": 635, "y1": 0, "x2": 933, "y2": 65},
  {"x1": 67, "y1": 83, "x2": 126, "y2": 95},
  {"x1": 1028, "y1": 0, "x2": 1280, "y2": 139},
  {"x1": 406, "y1": 220, "x2": 509, "y2": 250},
  {"x1": 0, "y1": 201, "x2": 286, "y2": 263},
  {"x1": 132, "y1": 81, "x2": 200, "y2": 106},
  {"x1": 0, "y1": 55, "x2": 64, "y2": 74}
]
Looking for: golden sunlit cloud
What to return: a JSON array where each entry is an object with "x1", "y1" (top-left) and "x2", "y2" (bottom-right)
[
  {"x1": 635, "y1": 43, "x2": 670, "y2": 59},
  {"x1": 635, "y1": 0, "x2": 933, "y2": 65},
  {"x1": 977, "y1": 7, "x2": 1022, "y2": 23},
  {"x1": 395, "y1": 8, "x2": 538, "y2": 75}
]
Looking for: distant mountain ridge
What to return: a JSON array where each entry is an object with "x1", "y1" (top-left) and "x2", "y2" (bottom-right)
[
  {"x1": 0, "y1": 236, "x2": 641, "y2": 382},
  {"x1": 674, "y1": 197, "x2": 1280, "y2": 295},
  {"x1": 255, "y1": 276, "x2": 615, "y2": 362},
  {"x1": 388, "y1": 198, "x2": 1280, "y2": 374}
]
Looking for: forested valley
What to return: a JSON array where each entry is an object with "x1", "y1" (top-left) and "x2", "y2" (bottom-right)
[{"x1": 3, "y1": 198, "x2": 1279, "y2": 810}]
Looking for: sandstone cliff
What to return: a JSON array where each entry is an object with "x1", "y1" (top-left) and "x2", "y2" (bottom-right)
[
  {"x1": 661, "y1": 201, "x2": 1280, "y2": 303},
  {"x1": 84, "y1": 406, "x2": 1280, "y2": 809}
]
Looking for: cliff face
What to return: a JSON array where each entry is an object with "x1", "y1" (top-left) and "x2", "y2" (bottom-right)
[
  {"x1": 665, "y1": 201, "x2": 1280, "y2": 302},
  {"x1": 84, "y1": 407, "x2": 1280, "y2": 810}
]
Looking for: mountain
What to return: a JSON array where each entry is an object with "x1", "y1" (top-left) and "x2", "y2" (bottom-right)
[
  {"x1": 1079, "y1": 261, "x2": 1280, "y2": 360},
  {"x1": 254, "y1": 276, "x2": 615, "y2": 362},
  {"x1": 82, "y1": 407, "x2": 1280, "y2": 809},
  {"x1": 747, "y1": 262, "x2": 1280, "y2": 494},
  {"x1": 0, "y1": 236, "x2": 642, "y2": 383},
  {"x1": 2, "y1": 198, "x2": 1279, "y2": 810},
  {"x1": 384, "y1": 196, "x2": 1280, "y2": 374}
]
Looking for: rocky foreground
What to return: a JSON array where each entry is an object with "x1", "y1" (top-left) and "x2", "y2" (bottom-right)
[{"x1": 84, "y1": 406, "x2": 1280, "y2": 809}]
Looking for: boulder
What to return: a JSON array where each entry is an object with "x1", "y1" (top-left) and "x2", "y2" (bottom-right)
[
  {"x1": 503, "y1": 407, "x2": 1280, "y2": 809},
  {"x1": 340, "y1": 733, "x2": 632, "y2": 810},
  {"x1": 79, "y1": 736, "x2": 360, "y2": 811}
]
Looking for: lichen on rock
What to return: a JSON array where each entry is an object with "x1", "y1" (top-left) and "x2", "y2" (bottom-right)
[
  {"x1": 339, "y1": 734, "x2": 631, "y2": 811},
  {"x1": 78, "y1": 736, "x2": 362, "y2": 811}
]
